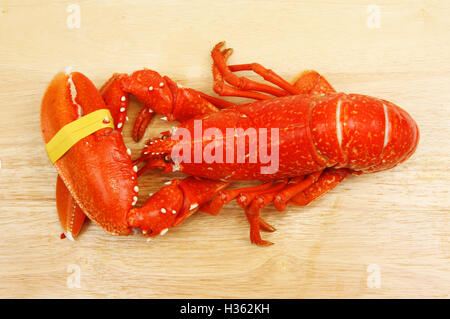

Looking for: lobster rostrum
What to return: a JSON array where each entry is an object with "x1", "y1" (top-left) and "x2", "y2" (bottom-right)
[{"x1": 41, "y1": 42, "x2": 419, "y2": 245}]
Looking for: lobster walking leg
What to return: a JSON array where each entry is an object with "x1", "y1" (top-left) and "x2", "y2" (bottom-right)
[
  {"x1": 211, "y1": 42, "x2": 335, "y2": 101},
  {"x1": 212, "y1": 48, "x2": 272, "y2": 100},
  {"x1": 290, "y1": 168, "x2": 350, "y2": 206},
  {"x1": 200, "y1": 181, "x2": 274, "y2": 215},
  {"x1": 241, "y1": 180, "x2": 288, "y2": 246},
  {"x1": 272, "y1": 171, "x2": 323, "y2": 211},
  {"x1": 236, "y1": 169, "x2": 347, "y2": 245},
  {"x1": 241, "y1": 169, "x2": 350, "y2": 245},
  {"x1": 212, "y1": 42, "x2": 292, "y2": 97},
  {"x1": 196, "y1": 91, "x2": 236, "y2": 109},
  {"x1": 237, "y1": 180, "x2": 289, "y2": 209}
]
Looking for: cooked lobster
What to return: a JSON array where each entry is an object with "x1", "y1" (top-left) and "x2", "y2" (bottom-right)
[{"x1": 41, "y1": 42, "x2": 419, "y2": 245}]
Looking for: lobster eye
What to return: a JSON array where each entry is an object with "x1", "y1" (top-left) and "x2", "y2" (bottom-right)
[
  {"x1": 161, "y1": 134, "x2": 170, "y2": 140},
  {"x1": 163, "y1": 155, "x2": 172, "y2": 163}
]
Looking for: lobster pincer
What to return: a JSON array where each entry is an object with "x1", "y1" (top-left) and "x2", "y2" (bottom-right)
[{"x1": 41, "y1": 71, "x2": 229, "y2": 238}]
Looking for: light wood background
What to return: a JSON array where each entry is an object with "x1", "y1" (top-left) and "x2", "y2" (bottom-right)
[{"x1": 0, "y1": 0, "x2": 449, "y2": 298}]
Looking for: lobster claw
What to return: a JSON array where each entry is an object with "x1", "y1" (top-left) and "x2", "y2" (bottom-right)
[
  {"x1": 128, "y1": 177, "x2": 230, "y2": 236},
  {"x1": 56, "y1": 176, "x2": 86, "y2": 240},
  {"x1": 100, "y1": 70, "x2": 219, "y2": 142},
  {"x1": 41, "y1": 72, "x2": 137, "y2": 235}
]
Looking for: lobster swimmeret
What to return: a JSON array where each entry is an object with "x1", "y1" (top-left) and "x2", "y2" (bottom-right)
[{"x1": 41, "y1": 42, "x2": 419, "y2": 245}]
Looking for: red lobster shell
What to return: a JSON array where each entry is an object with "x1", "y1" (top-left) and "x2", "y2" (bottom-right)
[{"x1": 41, "y1": 42, "x2": 419, "y2": 245}]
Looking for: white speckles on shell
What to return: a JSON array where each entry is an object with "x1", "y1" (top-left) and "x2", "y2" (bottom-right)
[
  {"x1": 159, "y1": 82, "x2": 164, "y2": 87},
  {"x1": 148, "y1": 86, "x2": 153, "y2": 91},
  {"x1": 172, "y1": 210, "x2": 176, "y2": 214},
  {"x1": 134, "y1": 186, "x2": 139, "y2": 192},
  {"x1": 120, "y1": 107, "x2": 125, "y2": 112},
  {"x1": 127, "y1": 148, "x2": 131, "y2": 155},
  {"x1": 160, "y1": 228, "x2": 168, "y2": 236},
  {"x1": 161, "y1": 116, "x2": 167, "y2": 121},
  {"x1": 117, "y1": 122, "x2": 123, "y2": 129},
  {"x1": 121, "y1": 96, "x2": 126, "y2": 102},
  {"x1": 160, "y1": 208, "x2": 166, "y2": 214},
  {"x1": 133, "y1": 165, "x2": 138, "y2": 172},
  {"x1": 189, "y1": 203, "x2": 198, "y2": 210}
]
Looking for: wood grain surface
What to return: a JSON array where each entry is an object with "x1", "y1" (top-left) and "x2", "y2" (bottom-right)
[{"x1": 0, "y1": 0, "x2": 449, "y2": 298}]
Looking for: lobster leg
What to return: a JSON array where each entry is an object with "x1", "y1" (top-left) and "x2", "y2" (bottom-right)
[
  {"x1": 240, "y1": 180, "x2": 288, "y2": 246},
  {"x1": 290, "y1": 168, "x2": 350, "y2": 206},
  {"x1": 100, "y1": 70, "x2": 227, "y2": 142},
  {"x1": 242, "y1": 169, "x2": 349, "y2": 245},
  {"x1": 200, "y1": 182, "x2": 277, "y2": 233},
  {"x1": 212, "y1": 45, "x2": 273, "y2": 100},
  {"x1": 200, "y1": 181, "x2": 274, "y2": 215},
  {"x1": 212, "y1": 42, "x2": 336, "y2": 99},
  {"x1": 128, "y1": 177, "x2": 230, "y2": 236},
  {"x1": 212, "y1": 42, "x2": 291, "y2": 98},
  {"x1": 242, "y1": 176, "x2": 315, "y2": 245},
  {"x1": 196, "y1": 91, "x2": 235, "y2": 109},
  {"x1": 273, "y1": 171, "x2": 322, "y2": 211},
  {"x1": 237, "y1": 180, "x2": 288, "y2": 209}
]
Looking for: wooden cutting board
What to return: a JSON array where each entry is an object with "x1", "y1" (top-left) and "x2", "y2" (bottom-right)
[{"x1": 0, "y1": 0, "x2": 449, "y2": 298}]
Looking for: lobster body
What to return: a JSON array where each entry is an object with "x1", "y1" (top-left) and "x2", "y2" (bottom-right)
[
  {"x1": 144, "y1": 93, "x2": 418, "y2": 181},
  {"x1": 41, "y1": 42, "x2": 419, "y2": 245}
]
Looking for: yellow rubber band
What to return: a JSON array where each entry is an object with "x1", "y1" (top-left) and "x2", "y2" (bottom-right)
[{"x1": 46, "y1": 109, "x2": 114, "y2": 164}]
